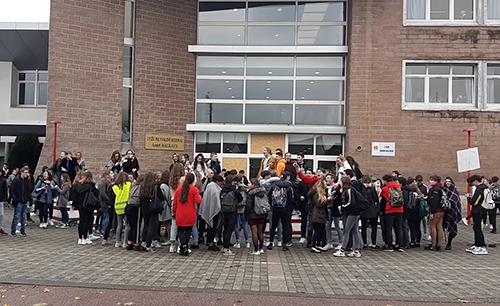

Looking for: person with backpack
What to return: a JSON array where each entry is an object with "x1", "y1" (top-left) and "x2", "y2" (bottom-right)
[
  {"x1": 113, "y1": 172, "x2": 132, "y2": 248},
  {"x1": 489, "y1": 176, "x2": 500, "y2": 234},
  {"x1": 97, "y1": 171, "x2": 115, "y2": 244},
  {"x1": 425, "y1": 175, "x2": 446, "y2": 251},
  {"x1": 466, "y1": 175, "x2": 488, "y2": 255},
  {"x1": 379, "y1": 174, "x2": 404, "y2": 252},
  {"x1": 307, "y1": 179, "x2": 330, "y2": 253},
  {"x1": 267, "y1": 171, "x2": 295, "y2": 251},
  {"x1": 245, "y1": 178, "x2": 269, "y2": 255},
  {"x1": 140, "y1": 172, "x2": 165, "y2": 253},
  {"x1": 333, "y1": 177, "x2": 363, "y2": 258},
  {"x1": 233, "y1": 180, "x2": 250, "y2": 249},
  {"x1": 442, "y1": 177, "x2": 462, "y2": 250},
  {"x1": 54, "y1": 173, "x2": 73, "y2": 229},
  {"x1": 71, "y1": 171, "x2": 100, "y2": 245},
  {"x1": 360, "y1": 175, "x2": 379, "y2": 249},
  {"x1": 220, "y1": 175, "x2": 243, "y2": 255}
]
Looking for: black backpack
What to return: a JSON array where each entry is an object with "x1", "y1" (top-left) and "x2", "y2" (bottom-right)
[
  {"x1": 354, "y1": 188, "x2": 370, "y2": 210},
  {"x1": 83, "y1": 190, "x2": 100, "y2": 210}
]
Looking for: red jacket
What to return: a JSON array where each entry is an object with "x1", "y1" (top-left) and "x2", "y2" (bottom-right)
[
  {"x1": 298, "y1": 171, "x2": 319, "y2": 189},
  {"x1": 380, "y1": 181, "x2": 404, "y2": 214},
  {"x1": 173, "y1": 185, "x2": 202, "y2": 227}
]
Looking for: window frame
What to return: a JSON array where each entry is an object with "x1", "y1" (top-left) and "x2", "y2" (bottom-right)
[
  {"x1": 486, "y1": 62, "x2": 500, "y2": 110},
  {"x1": 403, "y1": 0, "x2": 480, "y2": 26},
  {"x1": 17, "y1": 70, "x2": 47, "y2": 107}
]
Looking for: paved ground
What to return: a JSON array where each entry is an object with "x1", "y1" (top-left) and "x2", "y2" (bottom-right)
[{"x1": 1, "y1": 206, "x2": 500, "y2": 304}]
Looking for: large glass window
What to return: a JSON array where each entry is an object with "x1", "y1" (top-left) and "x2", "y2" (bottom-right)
[
  {"x1": 295, "y1": 104, "x2": 344, "y2": 125},
  {"x1": 197, "y1": 80, "x2": 244, "y2": 100},
  {"x1": 296, "y1": 80, "x2": 343, "y2": 101},
  {"x1": 223, "y1": 133, "x2": 248, "y2": 153},
  {"x1": 296, "y1": 56, "x2": 344, "y2": 76},
  {"x1": 245, "y1": 104, "x2": 293, "y2": 124},
  {"x1": 288, "y1": 134, "x2": 343, "y2": 155},
  {"x1": 196, "y1": 103, "x2": 243, "y2": 123},
  {"x1": 404, "y1": 63, "x2": 475, "y2": 108},
  {"x1": 124, "y1": 0, "x2": 135, "y2": 39},
  {"x1": 198, "y1": 1, "x2": 347, "y2": 46},
  {"x1": 288, "y1": 135, "x2": 314, "y2": 154},
  {"x1": 18, "y1": 71, "x2": 47, "y2": 107},
  {"x1": 246, "y1": 80, "x2": 293, "y2": 100},
  {"x1": 488, "y1": 0, "x2": 500, "y2": 21},
  {"x1": 197, "y1": 56, "x2": 244, "y2": 76},
  {"x1": 246, "y1": 57, "x2": 294, "y2": 76}
]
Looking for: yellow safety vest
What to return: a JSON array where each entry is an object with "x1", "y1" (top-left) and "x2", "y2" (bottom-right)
[{"x1": 113, "y1": 182, "x2": 131, "y2": 215}]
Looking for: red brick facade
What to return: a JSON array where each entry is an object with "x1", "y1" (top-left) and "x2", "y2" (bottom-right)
[{"x1": 346, "y1": 0, "x2": 500, "y2": 183}]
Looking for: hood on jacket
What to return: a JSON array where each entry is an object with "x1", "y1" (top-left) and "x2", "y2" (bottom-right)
[
  {"x1": 249, "y1": 186, "x2": 266, "y2": 197},
  {"x1": 74, "y1": 182, "x2": 94, "y2": 194},
  {"x1": 386, "y1": 181, "x2": 400, "y2": 189},
  {"x1": 221, "y1": 184, "x2": 236, "y2": 194},
  {"x1": 273, "y1": 180, "x2": 292, "y2": 188},
  {"x1": 277, "y1": 159, "x2": 286, "y2": 166},
  {"x1": 263, "y1": 177, "x2": 280, "y2": 185}
]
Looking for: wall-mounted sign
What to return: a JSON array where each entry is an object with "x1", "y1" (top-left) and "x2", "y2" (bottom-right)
[
  {"x1": 145, "y1": 134, "x2": 184, "y2": 151},
  {"x1": 457, "y1": 147, "x2": 480, "y2": 173},
  {"x1": 371, "y1": 142, "x2": 396, "y2": 157}
]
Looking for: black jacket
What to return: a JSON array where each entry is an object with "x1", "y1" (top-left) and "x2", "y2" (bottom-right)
[
  {"x1": 360, "y1": 185, "x2": 378, "y2": 219},
  {"x1": 245, "y1": 187, "x2": 268, "y2": 220},
  {"x1": 71, "y1": 182, "x2": 99, "y2": 210},
  {"x1": 221, "y1": 184, "x2": 243, "y2": 212},
  {"x1": 468, "y1": 183, "x2": 488, "y2": 213},
  {"x1": 296, "y1": 180, "x2": 309, "y2": 210},
  {"x1": 341, "y1": 188, "x2": 360, "y2": 216},
  {"x1": 123, "y1": 157, "x2": 140, "y2": 178},
  {"x1": 140, "y1": 185, "x2": 165, "y2": 216},
  {"x1": 267, "y1": 180, "x2": 295, "y2": 210},
  {"x1": 0, "y1": 178, "x2": 7, "y2": 202},
  {"x1": 10, "y1": 176, "x2": 33, "y2": 205},
  {"x1": 427, "y1": 185, "x2": 444, "y2": 214},
  {"x1": 330, "y1": 185, "x2": 343, "y2": 218}
]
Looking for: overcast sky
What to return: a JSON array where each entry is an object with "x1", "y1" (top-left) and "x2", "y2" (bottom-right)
[{"x1": 0, "y1": 0, "x2": 50, "y2": 22}]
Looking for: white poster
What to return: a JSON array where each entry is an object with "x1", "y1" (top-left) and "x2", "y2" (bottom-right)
[
  {"x1": 457, "y1": 147, "x2": 480, "y2": 173},
  {"x1": 371, "y1": 142, "x2": 396, "y2": 157}
]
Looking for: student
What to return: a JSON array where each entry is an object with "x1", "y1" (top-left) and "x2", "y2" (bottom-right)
[
  {"x1": 181, "y1": 154, "x2": 191, "y2": 169},
  {"x1": 159, "y1": 171, "x2": 172, "y2": 244},
  {"x1": 192, "y1": 154, "x2": 208, "y2": 179},
  {"x1": 237, "y1": 170, "x2": 249, "y2": 186},
  {"x1": 54, "y1": 173, "x2": 72, "y2": 228},
  {"x1": 258, "y1": 147, "x2": 276, "y2": 177},
  {"x1": 425, "y1": 175, "x2": 445, "y2": 251},
  {"x1": 33, "y1": 170, "x2": 57, "y2": 229},
  {"x1": 267, "y1": 171, "x2": 295, "y2": 251},
  {"x1": 0, "y1": 173, "x2": 7, "y2": 235},
  {"x1": 199, "y1": 174, "x2": 224, "y2": 251},
  {"x1": 122, "y1": 150, "x2": 140, "y2": 179},
  {"x1": 113, "y1": 172, "x2": 131, "y2": 248},
  {"x1": 360, "y1": 175, "x2": 379, "y2": 249},
  {"x1": 335, "y1": 156, "x2": 351, "y2": 182},
  {"x1": 140, "y1": 172, "x2": 165, "y2": 253},
  {"x1": 465, "y1": 175, "x2": 488, "y2": 255},
  {"x1": 490, "y1": 176, "x2": 500, "y2": 233},
  {"x1": 107, "y1": 151, "x2": 122, "y2": 175},
  {"x1": 220, "y1": 175, "x2": 243, "y2": 255},
  {"x1": 97, "y1": 171, "x2": 115, "y2": 244},
  {"x1": 296, "y1": 152, "x2": 309, "y2": 173},
  {"x1": 442, "y1": 177, "x2": 462, "y2": 250},
  {"x1": 245, "y1": 178, "x2": 268, "y2": 255},
  {"x1": 71, "y1": 171, "x2": 100, "y2": 245},
  {"x1": 207, "y1": 152, "x2": 221, "y2": 175},
  {"x1": 233, "y1": 179, "x2": 249, "y2": 249},
  {"x1": 380, "y1": 174, "x2": 404, "y2": 252},
  {"x1": 307, "y1": 179, "x2": 330, "y2": 253},
  {"x1": 10, "y1": 167, "x2": 32, "y2": 236},
  {"x1": 173, "y1": 172, "x2": 202, "y2": 256},
  {"x1": 345, "y1": 156, "x2": 363, "y2": 180},
  {"x1": 275, "y1": 152, "x2": 286, "y2": 178},
  {"x1": 168, "y1": 164, "x2": 186, "y2": 252}
]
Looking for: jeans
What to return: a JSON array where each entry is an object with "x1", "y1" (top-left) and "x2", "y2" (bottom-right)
[
  {"x1": 11, "y1": 202, "x2": 28, "y2": 235},
  {"x1": 223, "y1": 211, "x2": 238, "y2": 248},
  {"x1": 170, "y1": 218, "x2": 178, "y2": 242},
  {"x1": 269, "y1": 208, "x2": 292, "y2": 245},
  {"x1": 421, "y1": 216, "x2": 428, "y2": 236},
  {"x1": 341, "y1": 215, "x2": 362, "y2": 251},
  {"x1": 384, "y1": 213, "x2": 403, "y2": 248},
  {"x1": 234, "y1": 213, "x2": 249, "y2": 242},
  {"x1": 0, "y1": 201, "x2": 4, "y2": 230},
  {"x1": 268, "y1": 211, "x2": 282, "y2": 242},
  {"x1": 408, "y1": 213, "x2": 422, "y2": 244},
  {"x1": 178, "y1": 226, "x2": 192, "y2": 246},
  {"x1": 360, "y1": 217, "x2": 377, "y2": 245},
  {"x1": 299, "y1": 205, "x2": 309, "y2": 238},
  {"x1": 78, "y1": 209, "x2": 93, "y2": 239},
  {"x1": 95, "y1": 210, "x2": 103, "y2": 231},
  {"x1": 115, "y1": 214, "x2": 125, "y2": 243},
  {"x1": 472, "y1": 209, "x2": 486, "y2": 247},
  {"x1": 332, "y1": 216, "x2": 344, "y2": 244},
  {"x1": 102, "y1": 212, "x2": 113, "y2": 240},
  {"x1": 402, "y1": 217, "x2": 410, "y2": 247},
  {"x1": 325, "y1": 208, "x2": 333, "y2": 242},
  {"x1": 60, "y1": 207, "x2": 69, "y2": 225}
]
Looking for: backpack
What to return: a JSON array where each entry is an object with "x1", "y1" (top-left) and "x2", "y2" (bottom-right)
[
  {"x1": 405, "y1": 192, "x2": 418, "y2": 210},
  {"x1": 418, "y1": 199, "x2": 429, "y2": 219},
  {"x1": 440, "y1": 189, "x2": 451, "y2": 210},
  {"x1": 490, "y1": 185, "x2": 500, "y2": 202},
  {"x1": 83, "y1": 190, "x2": 100, "y2": 210},
  {"x1": 220, "y1": 190, "x2": 237, "y2": 213},
  {"x1": 354, "y1": 188, "x2": 370, "y2": 210},
  {"x1": 482, "y1": 189, "x2": 495, "y2": 210},
  {"x1": 254, "y1": 194, "x2": 271, "y2": 215},
  {"x1": 128, "y1": 185, "x2": 140, "y2": 207},
  {"x1": 149, "y1": 188, "x2": 164, "y2": 214},
  {"x1": 270, "y1": 185, "x2": 288, "y2": 209},
  {"x1": 388, "y1": 187, "x2": 403, "y2": 207}
]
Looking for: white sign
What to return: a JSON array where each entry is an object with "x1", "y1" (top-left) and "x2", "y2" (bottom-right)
[
  {"x1": 457, "y1": 147, "x2": 480, "y2": 173},
  {"x1": 371, "y1": 142, "x2": 396, "y2": 157}
]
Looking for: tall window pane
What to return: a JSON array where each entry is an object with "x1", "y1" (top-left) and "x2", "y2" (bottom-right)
[
  {"x1": 198, "y1": 26, "x2": 245, "y2": 45},
  {"x1": 297, "y1": 25, "x2": 344, "y2": 45},
  {"x1": 199, "y1": 2, "x2": 246, "y2": 22},
  {"x1": 197, "y1": 56, "x2": 244, "y2": 76},
  {"x1": 245, "y1": 104, "x2": 293, "y2": 124},
  {"x1": 487, "y1": 79, "x2": 500, "y2": 103},
  {"x1": 248, "y1": 2, "x2": 296, "y2": 22},
  {"x1": 197, "y1": 80, "x2": 244, "y2": 100},
  {"x1": 298, "y1": 2, "x2": 345, "y2": 22},
  {"x1": 316, "y1": 135, "x2": 343, "y2": 155},
  {"x1": 19, "y1": 83, "x2": 35, "y2": 105},
  {"x1": 223, "y1": 133, "x2": 248, "y2": 153},
  {"x1": 248, "y1": 26, "x2": 295, "y2": 46},
  {"x1": 296, "y1": 80, "x2": 343, "y2": 101},
  {"x1": 124, "y1": 0, "x2": 135, "y2": 38},
  {"x1": 38, "y1": 83, "x2": 48, "y2": 106},
  {"x1": 452, "y1": 78, "x2": 474, "y2": 103},
  {"x1": 288, "y1": 135, "x2": 314, "y2": 154},
  {"x1": 196, "y1": 132, "x2": 222, "y2": 153},
  {"x1": 123, "y1": 46, "x2": 133, "y2": 79},
  {"x1": 429, "y1": 78, "x2": 449, "y2": 103},
  {"x1": 405, "y1": 78, "x2": 425, "y2": 103},
  {"x1": 488, "y1": 0, "x2": 500, "y2": 20},
  {"x1": 122, "y1": 88, "x2": 132, "y2": 143},
  {"x1": 407, "y1": 0, "x2": 426, "y2": 19},
  {"x1": 196, "y1": 103, "x2": 243, "y2": 124},
  {"x1": 430, "y1": 0, "x2": 450, "y2": 19},
  {"x1": 454, "y1": 0, "x2": 474, "y2": 20}
]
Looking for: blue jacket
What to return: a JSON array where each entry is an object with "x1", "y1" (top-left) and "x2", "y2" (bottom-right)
[{"x1": 34, "y1": 180, "x2": 57, "y2": 204}]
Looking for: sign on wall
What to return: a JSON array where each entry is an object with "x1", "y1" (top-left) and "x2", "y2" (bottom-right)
[
  {"x1": 145, "y1": 134, "x2": 184, "y2": 151},
  {"x1": 371, "y1": 142, "x2": 396, "y2": 157},
  {"x1": 457, "y1": 147, "x2": 480, "y2": 173}
]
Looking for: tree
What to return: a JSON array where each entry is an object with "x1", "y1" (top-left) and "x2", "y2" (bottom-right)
[{"x1": 7, "y1": 136, "x2": 43, "y2": 173}]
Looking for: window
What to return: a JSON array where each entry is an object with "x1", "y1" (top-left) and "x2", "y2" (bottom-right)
[
  {"x1": 195, "y1": 132, "x2": 248, "y2": 154},
  {"x1": 124, "y1": 0, "x2": 135, "y2": 39},
  {"x1": 405, "y1": 0, "x2": 476, "y2": 23},
  {"x1": 18, "y1": 70, "x2": 47, "y2": 106},
  {"x1": 403, "y1": 63, "x2": 476, "y2": 109},
  {"x1": 223, "y1": 133, "x2": 248, "y2": 153},
  {"x1": 196, "y1": 55, "x2": 346, "y2": 125},
  {"x1": 288, "y1": 134, "x2": 343, "y2": 155},
  {"x1": 288, "y1": 135, "x2": 314, "y2": 154},
  {"x1": 122, "y1": 0, "x2": 136, "y2": 143},
  {"x1": 196, "y1": 132, "x2": 222, "y2": 153},
  {"x1": 487, "y1": 64, "x2": 500, "y2": 104},
  {"x1": 488, "y1": 0, "x2": 500, "y2": 21},
  {"x1": 198, "y1": 1, "x2": 347, "y2": 46}
]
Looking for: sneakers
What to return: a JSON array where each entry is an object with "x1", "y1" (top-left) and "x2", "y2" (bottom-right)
[
  {"x1": 263, "y1": 240, "x2": 270, "y2": 247},
  {"x1": 89, "y1": 234, "x2": 100, "y2": 241},
  {"x1": 466, "y1": 246, "x2": 477, "y2": 253},
  {"x1": 60, "y1": 224, "x2": 69, "y2": 229},
  {"x1": 39, "y1": 223, "x2": 44, "y2": 228},
  {"x1": 462, "y1": 218, "x2": 468, "y2": 226},
  {"x1": 78, "y1": 239, "x2": 84, "y2": 245},
  {"x1": 319, "y1": 243, "x2": 334, "y2": 251},
  {"x1": 267, "y1": 243, "x2": 274, "y2": 250},
  {"x1": 347, "y1": 251, "x2": 362, "y2": 258},
  {"x1": 152, "y1": 240, "x2": 162, "y2": 248},
  {"x1": 333, "y1": 249, "x2": 345, "y2": 257},
  {"x1": 83, "y1": 238, "x2": 93, "y2": 245},
  {"x1": 490, "y1": 224, "x2": 494, "y2": 230},
  {"x1": 233, "y1": 242, "x2": 241, "y2": 249},
  {"x1": 472, "y1": 247, "x2": 488, "y2": 255},
  {"x1": 245, "y1": 242, "x2": 251, "y2": 249},
  {"x1": 277, "y1": 241, "x2": 282, "y2": 247},
  {"x1": 161, "y1": 240, "x2": 171, "y2": 246},
  {"x1": 223, "y1": 249, "x2": 235, "y2": 256},
  {"x1": 249, "y1": 250, "x2": 260, "y2": 255},
  {"x1": 334, "y1": 244, "x2": 342, "y2": 250},
  {"x1": 491, "y1": 229, "x2": 497, "y2": 234},
  {"x1": 259, "y1": 249, "x2": 264, "y2": 254},
  {"x1": 101, "y1": 240, "x2": 110, "y2": 246},
  {"x1": 115, "y1": 242, "x2": 121, "y2": 248},
  {"x1": 310, "y1": 247, "x2": 322, "y2": 253},
  {"x1": 208, "y1": 245, "x2": 221, "y2": 252},
  {"x1": 48, "y1": 219, "x2": 54, "y2": 226},
  {"x1": 169, "y1": 243, "x2": 177, "y2": 253},
  {"x1": 0, "y1": 229, "x2": 8, "y2": 235},
  {"x1": 285, "y1": 242, "x2": 293, "y2": 247},
  {"x1": 299, "y1": 237, "x2": 307, "y2": 244}
]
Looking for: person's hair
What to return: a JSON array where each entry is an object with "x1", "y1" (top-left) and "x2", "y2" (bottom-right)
[
  {"x1": 42, "y1": 170, "x2": 54, "y2": 181},
  {"x1": 225, "y1": 174, "x2": 237, "y2": 185},
  {"x1": 76, "y1": 151, "x2": 83, "y2": 157},
  {"x1": 20, "y1": 166, "x2": 29, "y2": 173},
  {"x1": 210, "y1": 152, "x2": 217, "y2": 158},
  {"x1": 221, "y1": 168, "x2": 226, "y2": 172},
  {"x1": 126, "y1": 149, "x2": 134, "y2": 155},
  {"x1": 275, "y1": 148, "x2": 283, "y2": 153},
  {"x1": 429, "y1": 175, "x2": 441, "y2": 183},
  {"x1": 297, "y1": 152, "x2": 304, "y2": 158},
  {"x1": 269, "y1": 170, "x2": 278, "y2": 178},
  {"x1": 193, "y1": 153, "x2": 206, "y2": 170},
  {"x1": 249, "y1": 177, "x2": 261, "y2": 188},
  {"x1": 182, "y1": 153, "x2": 190, "y2": 161},
  {"x1": 407, "y1": 177, "x2": 415, "y2": 184},
  {"x1": 275, "y1": 151, "x2": 283, "y2": 158},
  {"x1": 135, "y1": 174, "x2": 145, "y2": 187},
  {"x1": 140, "y1": 172, "x2": 155, "y2": 199},
  {"x1": 73, "y1": 170, "x2": 84, "y2": 184},
  {"x1": 3, "y1": 163, "x2": 8, "y2": 166},
  {"x1": 360, "y1": 175, "x2": 372, "y2": 184},
  {"x1": 238, "y1": 170, "x2": 245, "y2": 174},
  {"x1": 314, "y1": 179, "x2": 327, "y2": 203},
  {"x1": 169, "y1": 163, "x2": 185, "y2": 190},
  {"x1": 392, "y1": 170, "x2": 401, "y2": 176},
  {"x1": 77, "y1": 171, "x2": 93, "y2": 184},
  {"x1": 415, "y1": 174, "x2": 423, "y2": 182},
  {"x1": 281, "y1": 171, "x2": 291, "y2": 180},
  {"x1": 398, "y1": 177, "x2": 408, "y2": 186},
  {"x1": 382, "y1": 174, "x2": 393, "y2": 182},
  {"x1": 260, "y1": 170, "x2": 270, "y2": 178},
  {"x1": 179, "y1": 172, "x2": 195, "y2": 203},
  {"x1": 341, "y1": 177, "x2": 351, "y2": 202},
  {"x1": 492, "y1": 176, "x2": 500, "y2": 183},
  {"x1": 110, "y1": 150, "x2": 121, "y2": 163},
  {"x1": 407, "y1": 183, "x2": 418, "y2": 193},
  {"x1": 468, "y1": 175, "x2": 482, "y2": 184},
  {"x1": 345, "y1": 156, "x2": 359, "y2": 167},
  {"x1": 263, "y1": 147, "x2": 272, "y2": 154},
  {"x1": 101, "y1": 171, "x2": 112, "y2": 183},
  {"x1": 344, "y1": 169, "x2": 355, "y2": 178},
  {"x1": 115, "y1": 172, "x2": 129, "y2": 189},
  {"x1": 42, "y1": 166, "x2": 48, "y2": 172},
  {"x1": 212, "y1": 174, "x2": 224, "y2": 183},
  {"x1": 172, "y1": 153, "x2": 178, "y2": 159},
  {"x1": 160, "y1": 171, "x2": 170, "y2": 185},
  {"x1": 229, "y1": 169, "x2": 238, "y2": 176},
  {"x1": 316, "y1": 168, "x2": 325, "y2": 174},
  {"x1": 194, "y1": 170, "x2": 205, "y2": 194},
  {"x1": 61, "y1": 173, "x2": 72, "y2": 187}
]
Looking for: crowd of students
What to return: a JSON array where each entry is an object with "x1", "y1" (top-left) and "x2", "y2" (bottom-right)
[{"x1": 0, "y1": 147, "x2": 498, "y2": 257}]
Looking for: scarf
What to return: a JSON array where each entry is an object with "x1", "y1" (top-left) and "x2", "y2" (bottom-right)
[
  {"x1": 198, "y1": 182, "x2": 221, "y2": 228},
  {"x1": 443, "y1": 177, "x2": 462, "y2": 236}
]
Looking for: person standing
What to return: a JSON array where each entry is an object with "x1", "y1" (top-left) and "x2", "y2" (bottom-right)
[
  {"x1": 425, "y1": 175, "x2": 445, "y2": 251},
  {"x1": 66, "y1": 152, "x2": 79, "y2": 183},
  {"x1": 113, "y1": 172, "x2": 132, "y2": 248},
  {"x1": 107, "y1": 151, "x2": 122, "y2": 175},
  {"x1": 245, "y1": 178, "x2": 268, "y2": 255},
  {"x1": 490, "y1": 176, "x2": 500, "y2": 234},
  {"x1": 33, "y1": 170, "x2": 57, "y2": 229},
  {"x1": 10, "y1": 167, "x2": 32, "y2": 236},
  {"x1": 267, "y1": 171, "x2": 295, "y2": 251},
  {"x1": 207, "y1": 152, "x2": 221, "y2": 175},
  {"x1": 220, "y1": 175, "x2": 243, "y2": 255},
  {"x1": 0, "y1": 173, "x2": 7, "y2": 235},
  {"x1": 1, "y1": 163, "x2": 9, "y2": 178},
  {"x1": 140, "y1": 172, "x2": 165, "y2": 253},
  {"x1": 296, "y1": 153, "x2": 309, "y2": 173},
  {"x1": 442, "y1": 177, "x2": 462, "y2": 250},
  {"x1": 97, "y1": 171, "x2": 115, "y2": 244},
  {"x1": 199, "y1": 175, "x2": 224, "y2": 251},
  {"x1": 173, "y1": 173, "x2": 202, "y2": 256},
  {"x1": 75, "y1": 151, "x2": 86, "y2": 173},
  {"x1": 192, "y1": 154, "x2": 208, "y2": 179},
  {"x1": 380, "y1": 174, "x2": 405, "y2": 252},
  {"x1": 50, "y1": 151, "x2": 67, "y2": 184},
  {"x1": 122, "y1": 150, "x2": 140, "y2": 179},
  {"x1": 71, "y1": 171, "x2": 99, "y2": 245},
  {"x1": 275, "y1": 152, "x2": 286, "y2": 178},
  {"x1": 465, "y1": 175, "x2": 488, "y2": 255},
  {"x1": 308, "y1": 179, "x2": 330, "y2": 253},
  {"x1": 54, "y1": 173, "x2": 72, "y2": 228},
  {"x1": 258, "y1": 147, "x2": 276, "y2": 177}
]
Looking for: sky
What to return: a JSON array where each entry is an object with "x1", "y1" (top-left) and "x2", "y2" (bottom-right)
[{"x1": 0, "y1": 0, "x2": 50, "y2": 23}]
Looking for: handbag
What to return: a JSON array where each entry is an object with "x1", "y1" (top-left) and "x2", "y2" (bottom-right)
[
  {"x1": 149, "y1": 187, "x2": 164, "y2": 214},
  {"x1": 83, "y1": 189, "x2": 100, "y2": 210},
  {"x1": 31, "y1": 188, "x2": 43, "y2": 200}
]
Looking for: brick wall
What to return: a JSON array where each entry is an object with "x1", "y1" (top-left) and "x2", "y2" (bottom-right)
[
  {"x1": 39, "y1": 0, "x2": 124, "y2": 173},
  {"x1": 346, "y1": 0, "x2": 500, "y2": 184},
  {"x1": 131, "y1": 0, "x2": 197, "y2": 173}
]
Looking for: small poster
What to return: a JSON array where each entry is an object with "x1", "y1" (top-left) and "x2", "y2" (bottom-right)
[
  {"x1": 457, "y1": 147, "x2": 480, "y2": 173},
  {"x1": 371, "y1": 142, "x2": 396, "y2": 157}
]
